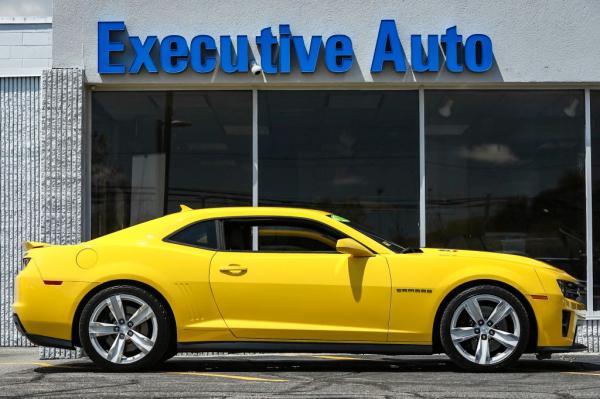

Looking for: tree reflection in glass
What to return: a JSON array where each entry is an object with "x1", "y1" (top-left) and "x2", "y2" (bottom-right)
[{"x1": 426, "y1": 91, "x2": 586, "y2": 286}]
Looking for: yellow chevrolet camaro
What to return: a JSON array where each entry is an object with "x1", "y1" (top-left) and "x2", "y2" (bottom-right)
[{"x1": 13, "y1": 207, "x2": 585, "y2": 371}]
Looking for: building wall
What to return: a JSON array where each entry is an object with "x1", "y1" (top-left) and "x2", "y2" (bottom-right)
[
  {"x1": 0, "y1": 18, "x2": 54, "y2": 352},
  {"x1": 37, "y1": 68, "x2": 85, "y2": 359},
  {"x1": 3, "y1": 0, "x2": 600, "y2": 356},
  {"x1": 0, "y1": 18, "x2": 52, "y2": 76},
  {"x1": 578, "y1": 320, "x2": 600, "y2": 353},
  {"x1": 0, "y1": 76, "x2": 41, "y2": 347},
  {"x1": 2, "y1": 84, "x2": 600, "y2": 353},
  {"x1": 53, "y1": 0, "x2": 600, "y2": 86},
  {"x1": 0, "y1": 69, "x2": 84, "y2": 359}
]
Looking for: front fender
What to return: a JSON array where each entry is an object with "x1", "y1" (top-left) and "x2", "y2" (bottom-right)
[{"x1": 386, "y1": 253, "x2": 545, "y2": 343}]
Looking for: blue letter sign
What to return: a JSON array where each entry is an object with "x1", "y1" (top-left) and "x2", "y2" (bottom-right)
[
  {"x1": 97, "y1": 20, "x2": 493, "y2": 75},
  {"x1": 98, "y1": 21, "x2": 126, "y2": 74},
  {"x1": 371, "y1": 20, "x2": 407, "y2": 73}
]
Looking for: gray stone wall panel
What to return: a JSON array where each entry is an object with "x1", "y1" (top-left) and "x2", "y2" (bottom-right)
[
  {"x1": 578, "y1": 319, "x2": 600, "y2": 353},
  {"x1": 0, "y1": 76, "x2": 40, "y2": 347},
  {"x1": 37, "y1": 68, "x2": 84, "y2": 359}
]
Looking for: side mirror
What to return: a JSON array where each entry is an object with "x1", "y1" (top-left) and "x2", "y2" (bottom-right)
[{"x1": 336, "y1": 238, "x2": 374, "y2": 257}]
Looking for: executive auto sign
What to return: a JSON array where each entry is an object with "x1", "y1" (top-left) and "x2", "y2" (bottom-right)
[{"x1": 98, "y1": 20, "x2": 493, "y2": 75}]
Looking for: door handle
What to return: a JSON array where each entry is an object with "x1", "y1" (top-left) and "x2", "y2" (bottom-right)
[{"x1": 219, "y1": 264, "x2": 248, "y2": 275}]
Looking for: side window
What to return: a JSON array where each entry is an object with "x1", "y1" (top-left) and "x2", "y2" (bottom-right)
[
  {"x1": 221, "y1": 218, "x2": 346, "y2": 252},
  {"x1": 168, "y1": 220, "x2": 218, "y2": 249},
  {"x1": 222, "y1": 219, "x2": 253, "y2": 251},
  {"x1": 258, "y1": 223, "x2": 342, "y2": 252}
]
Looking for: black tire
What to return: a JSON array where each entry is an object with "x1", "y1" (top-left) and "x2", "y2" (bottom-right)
[
  {"x1": 160, "y1": 344, "x2": 178, "y2": 363},
  {"x1": 440, "y1": 285, "x2": 530, "y2": 372},
  {"x1": 79, "y1": 285, "x2": 171, "y2": 371}
]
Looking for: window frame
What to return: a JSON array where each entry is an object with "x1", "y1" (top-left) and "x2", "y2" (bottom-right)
[{"x1": 164, "y1": 215, "x2": 379, "y2": 254}]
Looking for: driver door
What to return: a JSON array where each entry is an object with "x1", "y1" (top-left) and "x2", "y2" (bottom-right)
[{"x1": 209, "y1": 217, "x2": 391, "y2": 342}]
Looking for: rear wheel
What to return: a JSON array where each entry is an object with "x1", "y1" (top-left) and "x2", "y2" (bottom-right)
[
  {"x1": 440, "y1": 285, "x2": 530, "y2": 371},
  {"x1": 79, "y1": 285, "x2": 171, "y2": 371}
]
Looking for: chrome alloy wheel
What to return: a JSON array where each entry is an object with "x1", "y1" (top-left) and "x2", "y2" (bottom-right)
[
  {"x1": 88, "y1": 294, "x2": 158, "y2": 364},
  {"x1": 450, "y1": 294, "x2": 521, "y2": 365}
]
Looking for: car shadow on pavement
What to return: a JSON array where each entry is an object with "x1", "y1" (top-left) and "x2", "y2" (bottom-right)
[{"x1": 32, "y1": 356, "x2": 600, "y2": 375}]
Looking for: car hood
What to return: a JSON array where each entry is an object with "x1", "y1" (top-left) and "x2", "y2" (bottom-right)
[{"x1": 417, "y1": 247, "x2": 564, "y2": 272}]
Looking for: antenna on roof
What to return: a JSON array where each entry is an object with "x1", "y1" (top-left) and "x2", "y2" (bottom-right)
[{"x1": 179, "y1": 204, "x2": 193, "y2": 212}]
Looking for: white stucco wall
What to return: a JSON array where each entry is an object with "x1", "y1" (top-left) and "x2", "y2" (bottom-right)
[
  {"x1": 53, "y1": 0, "x2": 600, "y2": 86},
  {"x1": 0, "y1": 17, "x2": 52, "y2": 77}
]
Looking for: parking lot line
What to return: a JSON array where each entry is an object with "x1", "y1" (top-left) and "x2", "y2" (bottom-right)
[
  {"x1": 562, "y1": 372, "x2": 600, "y2": 377},
  {"x1": 313, "y1": 355, "x2": 359, "y2": 361},
  {"x1": 171, "y1": 371, "x2": 288, "y2": 382},
  {"x1": 0, "y1": 362, "x2": 52, "y2": 367}
]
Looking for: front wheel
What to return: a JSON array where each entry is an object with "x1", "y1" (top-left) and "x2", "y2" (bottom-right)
[
  {"x1": 440, "y1": 285, "x2": 530, "y2": 371},
  {"x1": 79, "y1": 285, "x2": 171, "y2": 371}
]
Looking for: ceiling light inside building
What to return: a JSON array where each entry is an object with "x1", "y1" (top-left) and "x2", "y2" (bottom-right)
[
  {"x1": 171, "y1": 120, "x2": 192, "y2": 128},
  {"x1": 563, "y1": 98, "x2": 579, "y2": 118},
  {"x1": 438, "y1": 99, "x2": 454, "y2": 118}
]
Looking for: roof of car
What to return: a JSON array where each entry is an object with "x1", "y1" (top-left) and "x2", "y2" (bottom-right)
[
  {"x1": 182, "y1": 206, "x2": 332, "y2": 217},
  {"x1": 89, "y1": 206, "x2": 337, "y2": 243}
]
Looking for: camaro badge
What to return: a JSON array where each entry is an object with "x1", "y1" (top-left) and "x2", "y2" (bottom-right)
[{"x1": 396, "y1": 288, "x2": 433, "y2": 294}]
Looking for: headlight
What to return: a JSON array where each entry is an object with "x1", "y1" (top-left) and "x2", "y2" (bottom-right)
[
  {"x1": 556, "y1": 279, "x2": 584, "y2": 302},
  {"x1": 21, "y1": 257, "x2": 31, "y2": 271}
]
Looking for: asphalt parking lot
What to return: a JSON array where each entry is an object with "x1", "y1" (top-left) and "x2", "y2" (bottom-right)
[{"x1": 1, "y1": 348, "x2": 600, "y2": 398}]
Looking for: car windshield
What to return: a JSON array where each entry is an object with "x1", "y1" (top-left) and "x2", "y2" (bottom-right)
[{"x1": 328, "y1": 214, "x2": 407, "y2": 253}]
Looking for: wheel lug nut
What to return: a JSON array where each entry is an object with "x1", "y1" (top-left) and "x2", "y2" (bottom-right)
[
  {"x1": 119, "y1": 333, "x2": 125, "y2": 339},
  {"x1": 478, "y1": 320, "x2": 484, "y2": 326},
  {"x1": 119, "y1": 319, "x2": 125, "y2": 325},
  {"x1": 481, "y1": 334, "x2": 487, "y2": 340},
  {"x1": 489, "y1": 330, "x2": 495, "y2": 336},
  {"x1": 113, "y1": 326, "x2": 120, "y2": 332},
  {"x1": 474, "y1": 328, "x2": 480, "y2": 334},
  {"x1": 487, "y1": 321, "x2": 493, "y2": 327},
  {"x1": 127, "y1": 331, "x2": 133, "y2": 337},
  {"x1": 127, "y1": 321, "x2": 133, "y2": 328}
]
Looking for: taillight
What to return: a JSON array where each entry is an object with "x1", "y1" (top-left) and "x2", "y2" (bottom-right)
[{"x1": 21, "y1": 257, "x2": 31, "y2": 271}]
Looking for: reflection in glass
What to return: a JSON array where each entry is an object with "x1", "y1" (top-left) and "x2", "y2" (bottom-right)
[
  {"x1": 91, "y1": 91, "x2": 252, "y2": 238},
  {"x1": 426, "y1": 91, "x2": 586, "y2": 288},
  {"x1": 258, "y1": 91, "x2": 420, "y2": 246}
]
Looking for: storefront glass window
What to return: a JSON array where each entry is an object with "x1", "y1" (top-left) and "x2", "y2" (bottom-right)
[
  {"x1": 258, "y1": 90, "x2": 420, "y2": 247},
  {"x1": 91, "y1": 91, "x2": 252, "y2": 238},
  {"x1": 426, "y1": 91, "x2": 586, "y2": 289}
]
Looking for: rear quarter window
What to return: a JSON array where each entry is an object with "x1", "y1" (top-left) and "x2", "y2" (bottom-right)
[{"x1": 166, "y1": 220, "x2": 218, "y2": 249}]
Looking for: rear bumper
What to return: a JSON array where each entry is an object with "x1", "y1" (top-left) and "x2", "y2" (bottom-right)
[
  {"x1": 13, "y1": 313, "x2": 74, "y2": 350},
  {"x1": 12, "y1": 261, "x2": 96, "y2": 342}
]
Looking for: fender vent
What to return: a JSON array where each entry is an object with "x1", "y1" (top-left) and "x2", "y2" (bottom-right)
[{"x1": 562, "y1": 310, "x2": 571, "y2": 337}]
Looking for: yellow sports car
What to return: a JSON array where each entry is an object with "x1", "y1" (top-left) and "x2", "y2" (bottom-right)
[{"x1": 13, "y1": 206, "x2": 585, "y2": 371}]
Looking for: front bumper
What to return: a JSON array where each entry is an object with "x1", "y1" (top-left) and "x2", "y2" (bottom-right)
[
  {"x1": 537, "y1": 318, "x2": 587, "y2": 353},
  {"x1": 532, "y1": 294, "x2": 586, "y2": 351},
  {"x1": 537, "y1": 342, "x2": 587, "y2": 354}
]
